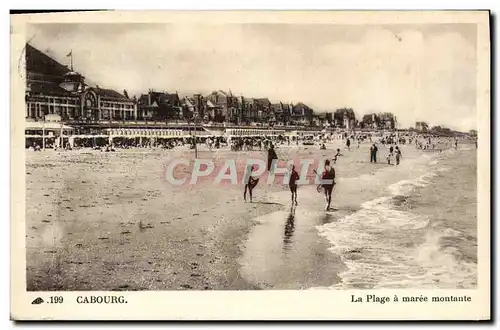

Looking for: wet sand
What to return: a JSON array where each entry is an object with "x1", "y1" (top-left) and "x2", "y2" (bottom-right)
[{"x1": 25, "y1": 142, "x2": 417, "y2": 290}]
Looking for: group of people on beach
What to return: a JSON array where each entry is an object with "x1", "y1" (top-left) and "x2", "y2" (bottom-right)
[
  {"x1": 243, "y1": 143, "x2": 337, "y2": 211},
  {"x1": 288, "y1": 156, "x2": 336, "y2": 211},
  {"x1": 368, "y1": 143, "x2": 402, "y2": 165},
  {"x1": 244, "y1": 134, "x2": 414, "y2": 210}
]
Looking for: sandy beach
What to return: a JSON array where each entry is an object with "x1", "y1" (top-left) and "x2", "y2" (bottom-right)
[{"x1": 25, "y1": 141, "x2": 476, "y2": 290}]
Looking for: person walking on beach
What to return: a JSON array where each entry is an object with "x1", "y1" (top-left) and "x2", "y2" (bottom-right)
[
  {"x1": 370, "y1": 143, "x2": 378, "y2": 163},
  {"x1": 395, "y1": 146, "x2": 402, "y2": 165},
  {"x1": 288, "y1": 164, "x2": 300, "y2": 206},
  {"x1": 321, "y1": 159, "x2": 336, "y2": 211},
  {"x1": 333, "y1": 148, "x2": 343, "y2": 164},
  {"x1": 267, "y1": 144, "x2": 278, "y2": 173},
  {"x1": 346, "y1": 138, "x2": 351, "y2": 151},
  {"x1": 244, "y1": 165, "x2": 259, "y2": 203}
]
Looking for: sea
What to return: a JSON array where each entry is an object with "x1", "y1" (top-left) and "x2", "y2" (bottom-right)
[{"x1": 316, "y1": 145, "x2": 478, "y2": 289}]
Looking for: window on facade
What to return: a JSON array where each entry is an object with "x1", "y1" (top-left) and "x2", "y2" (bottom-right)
[{"x1": 40, "y1": 104, "x2": 48, "y2": 117}]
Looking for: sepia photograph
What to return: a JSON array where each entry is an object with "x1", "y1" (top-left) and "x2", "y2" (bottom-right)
[{"x1": 10, "y1": 10, "x2": 490, "y2": 320}]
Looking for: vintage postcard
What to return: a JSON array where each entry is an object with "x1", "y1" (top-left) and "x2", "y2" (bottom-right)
[{"x1": 10, "y1": 10, "x2": 490, "y2": 320}]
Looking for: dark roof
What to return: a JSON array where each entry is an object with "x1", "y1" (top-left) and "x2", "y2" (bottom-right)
[
  {"x1": 293, "y1": 102, "x2": 310, "y2": 109},
  {"x1": 271, "y1": 103, "x2": 282, "y2": 111},
  {"x1": 254, "y1": 98, "x2": 271, "y2": 106},
  {"x1": 28, "y1": 81, "x2": 73, "y2": 96},
  {"x1": 137, "y1": 94, "x2": 149, "y2": 105},
  {"x1": 26, "y1": 44, "x2": 133, "y2": 102},
  {"x1": 334, "y1": 108, "x2": 355, "y2": 115},
  {"x1": 98, "y1": 88, "x2": 128, "y2": 100},
  {"x1": 159, "y1": 93, "x2": 179, "y2": 105},
  {"x1": 362, "y1": 114, "x2": 375, "y2": 121},
  {"x1": 378, "y1": 112, "x2": 395, "y2": 119},
  {"x1": 241, "y1": 97, "x2": 254, "y2": 104},
  {"x1": 137, "y1": 91, "x2": 179, "y2": 106},
  {"x1": 26, "y1": 43, "x2": 70, "y2": 78}
]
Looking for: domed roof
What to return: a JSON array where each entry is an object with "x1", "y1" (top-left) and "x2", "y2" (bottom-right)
[{"x1": 63, "y1": 71, "x2": 81, "y2": 77}]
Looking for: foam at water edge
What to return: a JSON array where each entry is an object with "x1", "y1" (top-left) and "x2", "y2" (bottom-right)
[{"x1": 310, "y1": 159, "x2": 476, "y2": 290}]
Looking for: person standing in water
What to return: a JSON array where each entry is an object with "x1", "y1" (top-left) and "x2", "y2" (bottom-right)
[
  {"x1": 321, "y1": 159, "x2": 336, "y2": 211},
  {"x1": 288, "y1": 164, "x2": 300, "y2": 206},
  {"x1": 395, "y1": 146, "x2": 402, "y2": 165}
]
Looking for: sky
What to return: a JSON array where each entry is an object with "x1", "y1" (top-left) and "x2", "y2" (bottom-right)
[{"x1": 27, "y1": 23, "x2": 477, "y2": 131}]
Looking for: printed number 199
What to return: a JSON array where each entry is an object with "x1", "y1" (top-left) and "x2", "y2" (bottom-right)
[{"x1": 49, "y1": 296, "x2": 63, "y2": 304}]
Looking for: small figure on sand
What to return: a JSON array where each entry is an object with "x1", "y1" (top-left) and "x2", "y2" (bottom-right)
[
  {"x1": 267, "y1": 143, "x2": 278, "y2": 173},
  {"x1": 387, "y1": 151, "x2": 394, "y2": 165},
  {"x1": 395, "y1": 146, "x2": 402, "y2": 165},
  {"x1": 387, "y1": 145, "x2": 395, "y2": 165},
  {"x1": 320, "y1": 142, "x2": 326, "y2": 150},
  {"x1": 288, "y1": 164, "x2": 300, "y2": 206},
  {"x1": 370, "y1": 143, "x2": 378, "y2": 163},
  {"x1": 244, "y1": 165, "x2": 259, "y2": 203},
  {"x1": 346, "y1": 138, "x2": 351, "y2": 151},
  {"x1": 333, "y1": 148, "x2": 343, "y2": 164},
  {"x1": 321, "y1": 159, "x2": 336, "y2": 211}
]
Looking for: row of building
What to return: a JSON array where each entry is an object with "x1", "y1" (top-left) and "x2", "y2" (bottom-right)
[
  {"x1": 24, "y1": 43, "x2": 397, "y2": 131},
  {"x1": 137, "y1": 89, "x2": 316, "y2": 127}
]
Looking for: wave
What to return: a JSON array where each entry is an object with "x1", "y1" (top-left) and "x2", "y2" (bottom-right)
[{"x1": 314, "y1": 163, "x2": 476, "y2": 289}]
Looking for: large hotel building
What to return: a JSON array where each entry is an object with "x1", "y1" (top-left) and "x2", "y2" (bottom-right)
[
  {"x1": 25, "y1": 44, "x2": 137, "y2": 127},
  {"x1": 24, "y1": 43, "x2": 210, "y2": 146}
]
